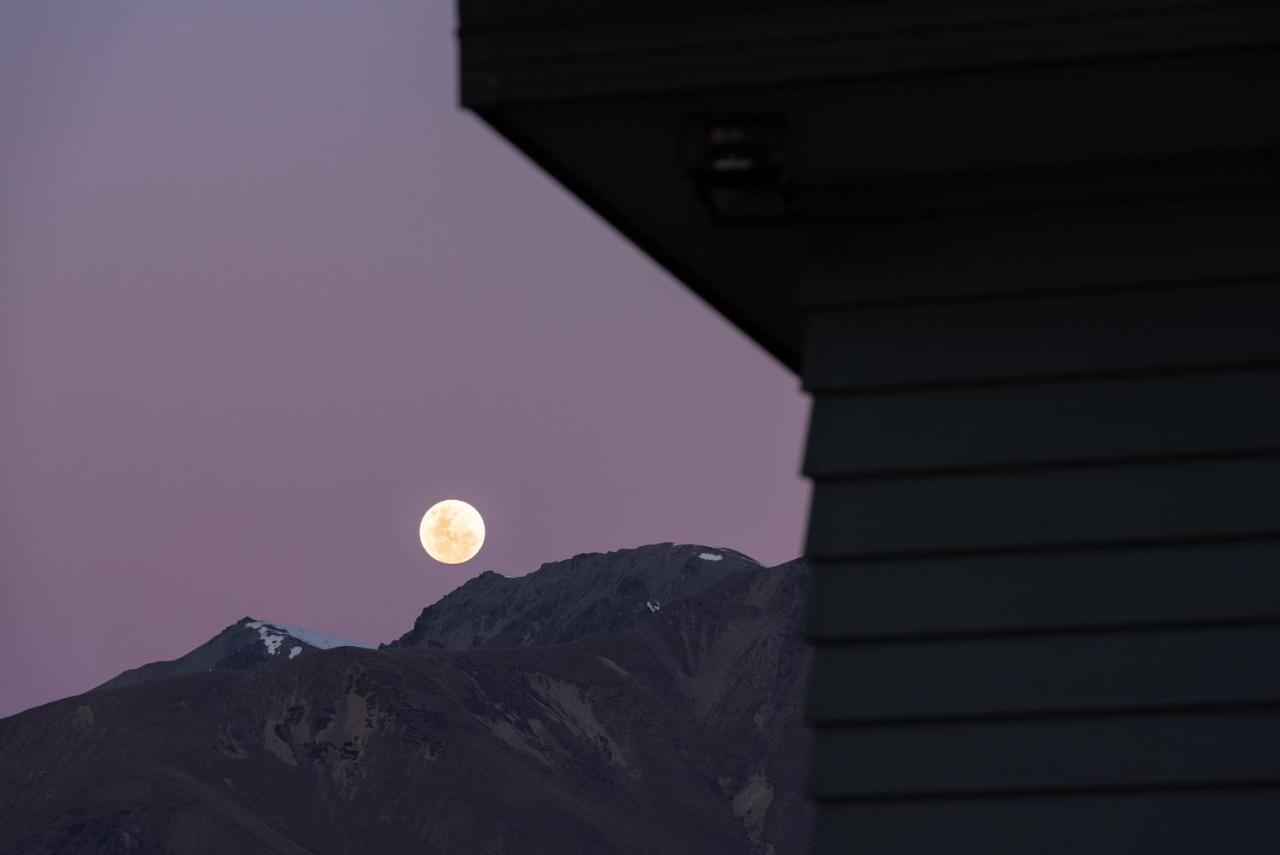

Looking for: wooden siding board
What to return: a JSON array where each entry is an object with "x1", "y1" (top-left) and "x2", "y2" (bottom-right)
[
  {"x1": 807, "y1": 541, "x2": 1280, "y2": 640},
  {"x1": 806, "y1": 624, "x2": 1280, "y2": 723},
  {"x1": 811, "y1": 711, "x2": 1280, "y2": 797},
  {"x1": 800, "y1": 249, "x2": 1280, "y2": 843},
  {"x1": 803, "y1": 281, "x2": 1280, "y2": 393},
  {"x1": 804, "y1": 369, "x2": 1280, "y2": 477},
  {"x1": 811, "y1": 789, "x2": 1280, "y2": 855},
  {"x1": 802, "y1": 197, "x2": 1280, "y2": 310},
  {"x1": 806, "y1": 457, "x2": 1280, "y2": 557}
]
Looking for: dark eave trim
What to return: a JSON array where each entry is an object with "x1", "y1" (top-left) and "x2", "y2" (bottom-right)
[
  {"x1": 461, "y1": 1, "x2": 1280, "y2": 107},
  {"x1": 475, "y1": 111, "x2": 803, "y2": 370}
]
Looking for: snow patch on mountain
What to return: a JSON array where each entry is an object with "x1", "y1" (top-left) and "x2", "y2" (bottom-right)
[
  {"x1": 244, "y1": 622, "x2": 286, "y2": 655},
  {"x1": 243, "y1": 619, "x2": 375, "y2": 653},
  {"x1": 698, "y1": 552, "x2": 723, "y2": 561}
]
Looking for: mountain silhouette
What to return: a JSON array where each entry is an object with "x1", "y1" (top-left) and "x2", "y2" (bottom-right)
[{"x1": 0, "y1": 544, "x2": 810, "y2": 855}]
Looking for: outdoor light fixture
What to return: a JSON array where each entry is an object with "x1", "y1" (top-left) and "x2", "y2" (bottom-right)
[{"x1": 686, "y1": 118, "x2": 792, "y2": 222}]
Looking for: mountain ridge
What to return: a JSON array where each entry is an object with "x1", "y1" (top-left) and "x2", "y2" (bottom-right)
[
  {"x1": 96, "y1": 618, "x2": 376, "y2": 693},
  {"x1": 0, "y1": 543, "x2": 810, "y2": 855},
  {"x1": 390, "y1": 541, "x2": 761, "y2": 651}
]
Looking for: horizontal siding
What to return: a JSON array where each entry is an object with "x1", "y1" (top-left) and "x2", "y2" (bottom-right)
[
  {"x1": 812, "y1": 710, "x2": 1280, "y2": 797},
  {"x1": 805, "y1": 368, "x2": 1280, "y2": 476},
  {"x1": 807, "y1": 624, "x2": 1280, "y2": 723},
  {"x1": 806, "y1": 457, "x2": 1280, "y2": 557},
  {"x1": 812, "y1": 788, "x2": 1280, "y2": 855},
  {"x1": 802, "y1": 209, "x2": 1280, "y2": 853},
  {"x1": 797, "y1": 152, "x2": 1280, "y2": 222},
  {"x1": 807, "y1": 540, "x2": 1280, "y2": 640},
  {"x1": 803, "y1": 196, "x2": 1280, "y2": 308},
  {"x1": 803, "y1": 279, "x2": 1280, "y2": 392}
]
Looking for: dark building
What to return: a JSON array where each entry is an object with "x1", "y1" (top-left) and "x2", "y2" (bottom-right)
[{"x1": 456, "y1": 2, "x2": 1280, "y2": 851}]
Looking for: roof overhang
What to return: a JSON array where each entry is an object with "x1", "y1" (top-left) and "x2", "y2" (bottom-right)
[{"x1": 459, "y1": 0, "x2": 1280, "y2": 370}]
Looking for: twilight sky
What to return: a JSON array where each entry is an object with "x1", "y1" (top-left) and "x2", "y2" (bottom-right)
[{"x1": 0, "y1": 2, "x2": 809, "y2": 718}]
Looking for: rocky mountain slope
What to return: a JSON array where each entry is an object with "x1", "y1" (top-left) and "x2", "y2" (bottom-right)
[
  {"x1": 98, "y1": 619, "x2": 376, "y2": 692},
  {"x1": 391, "y1": 542, "x2": 761, "y2": 650},
  {"x1": 0, "y1": 544, "x2": 810, "y2": 855}
]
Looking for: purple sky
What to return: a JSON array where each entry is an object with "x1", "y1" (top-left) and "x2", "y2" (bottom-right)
[{"x1": 0, "y1": 2, "x2": 809, "y2": 718}]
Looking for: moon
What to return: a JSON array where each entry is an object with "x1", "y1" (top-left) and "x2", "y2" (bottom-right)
[{"x1": 419, "y1": 499, "x2": 485, "y2": 564}]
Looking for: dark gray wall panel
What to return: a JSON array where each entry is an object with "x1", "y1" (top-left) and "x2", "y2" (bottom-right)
[
  {"x1": 807, "y1": 457, "x2": 1280, "y2": 557},
  {"x1": 804, "y1": 281, "x2": 1280, "y2": 393},
  {"x1": 800, "y1": 211, "x2": 1280, "y2": 848},
  {"x1": 803, "y1": 197, "x2": 1280, "y2": 309},
  {"x1": 461, "y1": 2, "x2": 1280, "y2": 850},
  {"x1": 812, "y1": 710, "x2": 1280, "y2": 797},
  {"x1": 804, "y1": 369, "x2": 1280, "y2": 477},
  {"x1": 807, "y1": 624, "x2": 1280, "y2": 723},
  {"x1": 812, "y1": 788, "x2": 1280, "y2": 855},
  {"x1": 807, "y1": 541, "x2": 1280, "y2": 640}
]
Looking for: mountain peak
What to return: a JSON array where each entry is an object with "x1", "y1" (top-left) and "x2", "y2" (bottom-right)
[
  {"x1": 390, "y1": 542, "x2": 760, "y2": 651},
  {"x1": 96, "y1": 617, "x2": 374, "y2": 692},
  {"x1": 93, "y1": 543, "x2": 778, "y2": 692},
  {"x1": 8, "y1": 549, "x2": 810, "y2": 855}
]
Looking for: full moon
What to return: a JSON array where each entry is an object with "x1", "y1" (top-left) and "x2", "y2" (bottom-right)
[{"x1": 418, "y1": 499, "x2": 485, "y2": 564}]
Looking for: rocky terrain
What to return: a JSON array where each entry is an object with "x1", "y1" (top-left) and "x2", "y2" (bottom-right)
[
  {"x1": 98, "y1": 619, "x2": 377, "y2": 692},
  {"x1": 391, "y1": 542, "x2": 762, "y2": 650},
  {"x1": 0, "y1": 544, "x2": 810, "y2": 855}
]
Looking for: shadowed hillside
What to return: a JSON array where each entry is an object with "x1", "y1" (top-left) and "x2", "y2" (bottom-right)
[{"x1": 0, "y1": 544, "x2": 810, "y2": 855}]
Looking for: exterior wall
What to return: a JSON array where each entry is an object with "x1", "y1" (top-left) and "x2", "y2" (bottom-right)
[
  {"x1": 801, "y1": 195, "x2": 1280, "y2": 853},
  {"x1": 456, "y1": 4, "x2": 1280, "y2": 848}
]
